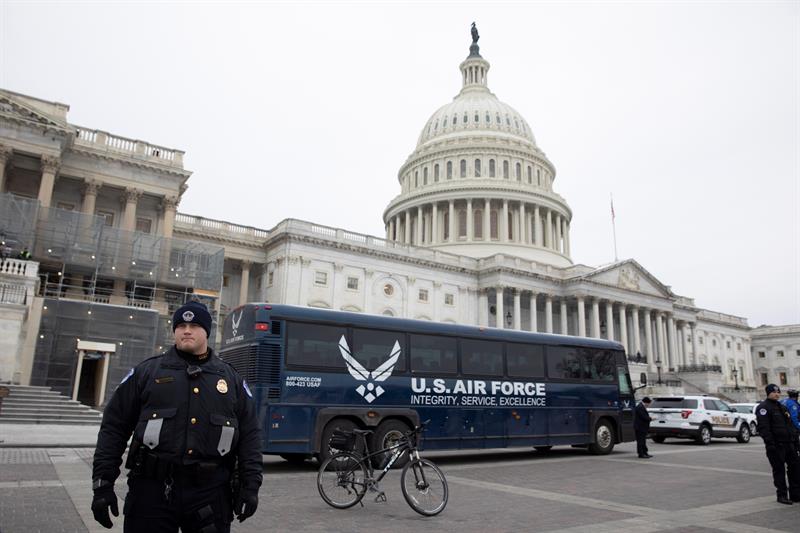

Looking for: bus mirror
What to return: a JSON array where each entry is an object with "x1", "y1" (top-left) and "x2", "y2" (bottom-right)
[{"x1": 639, "y1": 373, "x2": 647, "y2": 386}]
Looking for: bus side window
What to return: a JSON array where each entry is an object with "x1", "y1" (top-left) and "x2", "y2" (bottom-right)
[
  {"x1": 617, "y1": 367, "x2": 632, "y2": 395},
  {"x1": 352, "y1": 328, "x2": 407, "y2": 374},
  {"x1": 410, "y1": 334, "x2": 457, "y2": 374},
  {"x1": 286, "y1": 322, "x2": 345, "y2": 369},
  {"x1": 506, "y1": 343, "x2": 544, "y2": 378},
  {"x1": 584, "y1": 349, "x2": 615, "y2": 381},
  {"x1": 546, "y1": 346, "x2": 582, "y2": 380},
  {"x1": 461, "y1": 339, "x2": 502, "y2": 377}
]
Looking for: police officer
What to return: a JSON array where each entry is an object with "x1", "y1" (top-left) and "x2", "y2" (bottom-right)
[
  {"x1": 756, "y1": 383, "x2": 800, "y2": 505},
  {"x1": 781, "y1": 389, "x2": 800, "y2": 431},
  {"x1": 634, "y1": 397, "x2": 653, "y2": 459},
  {"x1": 91, "y1": 301, "x2": 263, "y2": 531}
]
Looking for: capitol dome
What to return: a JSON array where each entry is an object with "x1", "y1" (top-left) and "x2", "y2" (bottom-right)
[{"x1": 383, "y1": 33, "x2": 573, "y2": 268}]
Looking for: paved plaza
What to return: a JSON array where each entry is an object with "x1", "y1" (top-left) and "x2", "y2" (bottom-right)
[{"x1": 0, "y1": 425, "x2": 796, "y2": 533}]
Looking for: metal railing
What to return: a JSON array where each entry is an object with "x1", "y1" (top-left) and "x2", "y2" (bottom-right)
[{"x1": 0, "y1": 282, "x2": 27, "y2": 304}]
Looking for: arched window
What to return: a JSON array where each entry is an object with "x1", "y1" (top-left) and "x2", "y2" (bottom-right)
[
  {"x1": 442, "y1": 116, "x2": 447, "y2": 129},
  {"x1": 505, "y1": 116, "x2": 510, "y2": 125},
  {"x1": 452, "y1": 116, "x2": 457, "y2": 126},
  {"x1": 434, "y1": 120, "x2": 439, "y2": 131},
  {"x1": 443, "y1": 211, "x2": 450, "y2": 240},
  {"x1": 474, "y1": 209, "x2": 483, "y2": 239},
  {"x1": 474, "y1": 112, "x2": 479, "y2": 123},
  {"x1": 515, "y1": 119, "x2": 520, "y2": 130},
  {"x1": 503, "y1": 160, "x2": 509, "y2": 179},
  {"x1": 508, "y1": 211, "x2": 514, "y2": 239},
  {"x1": 447, "y1": 161, "x2": 453, "y2": 179},
  {"x1": 460, "y1": 159, "x2": 467, "y2": 178},
  {"x1": 428, "y1": 124, "x2": 432, "y2": 135},
  {"x1": 458, "y1": 209, "x2": 467, "y2": 238},
  {"x1": 489, "y1": 159, "x2": 496, "y2": 177},
  {"x1": 485, "y1": 112, "x2": 490, "y2": 123},
  {"x1": 537, "y1": 168, "x2": 541, "y2": 185},
  {"x1": 490, "y1": 210, "x2": 498, "y2": 239},
  {"x1": 527, "y1": 165, "x2": 532, "y2": 183},
  {"x1": 414, "y1": 171, "x2": 418, "y2": 188},
  {"x1": 423, "y1": 167, "x2": 428, "y2": 185},
  {"x1": 463, "y1": 113, "x2": 468, "y2": 124},
  {"x1": 496, "y1": 113, "x2": 501, "y2": 124},
  {"x1": 434, "y1": 163, "x2": 440, "y2": 182},
  {"x1": 474, "y1": 159, "x2": 481, "y2": 177},
  {"x1": 515, "y1": 162, "x2": 521, "y2": 180}
]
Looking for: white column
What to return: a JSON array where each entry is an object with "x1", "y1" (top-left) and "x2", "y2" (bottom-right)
[
  {"x1": 555, "y1": 214, "x2": 562, "y2": 253},
  {"x1": 0, "y1": 145, "x2": 12, "y2": 193},
  {"x1": 431, "y1": 203, "x2": 438, "y2": 244},
  {"x1": 644, "y1": 310, "x2": 655, "y2": 372},
  {"x1": 667, "y1": 315, "x2": 676, "y2": 370},
  {"x1": 404, "y1": 210, "x2": 411, "y2": 244},
  {"x1": 632, "y1": 306, "x2": 642, "y2": 357},
  {"x1": 81, "y1": 179, "x2": 100, "y2": 215},
  {"x1": 618, "y1": 304, "x2": 628, "y2": 354},
  {"x1": 483, "y1": 199, "x2": 491, "y2": 240},
  {"x1": 502, "y1": 199, "x2": 509, "y2": 242},
  {"x1": 495, "y1": 286, "x2": 505, "y2": 329},
  {"x1": 513, "y1": 289, "x2": 521, "y2": 330},
  {"x1": 416, "y1": 206, "x2": 423, "y2": 245},
  {"x1": 519, "y1": 202, "x2": 527, "y2": 243},
  {"x1": 448, "y1": 201, "x2": 455, "y2": 242},
  {"x1": 591, "y1": 298, "x2": 601, "y2": 338},
  {"x1": 679, "y1": 323, "x2": 688, "y2": 368},
  {"x1": 605, "y1": 301, "x2": 615, "y2": 341},
  {"x1": 466, "y1": 199, "x2": 474, "y2": 241},
  {"x1": 690, "y1": 323, "x2": 699, "y2": 365},
  {"x1": 545, "y1": 209, "x2": 552, "y2": 249},
  {"x1": 478, "y1": 289, "x2": 489, "y2": 327},
  {"x1": 534, "y1": 205, "x2": 541, "y2": 246},
  {"x1": 160, "y1": 196, "x2": 179, "y2": 239},
  {"x1": 121, "y1": 188, "x2": 142, "y2": 231},
  {"x1": 529, "y1": 292, "x2": 538, "y2": 332},
  {"x1": 564, "y1": 220, "x2": 571, "y2": 256},
  {"x1": 239, "y1": 260, "x2": 251, "y2": 306},
  {"x1": 37, "y1": 155, "x2": 60, "y2": 208},
  {"x1": 655, "y1": 313, "x2": 665, "y2": 369},
  {"x1": 545, "y1": 295, "x2": 553, "y2": 333},
  {"x1": 560, "y1": 298, "x2": 568, "y2": 335},
  {"x1": 577, "y1": 296, "x2": 586, "y2": 337}
]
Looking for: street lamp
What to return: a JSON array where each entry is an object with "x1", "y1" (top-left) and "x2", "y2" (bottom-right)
[
  {"x1": 505, "y1": 310, "x2": 512, "y2": 328},
  {"x1": 656, "y1": 358, "x2": 663, "y2": 385},
  {"x1": 732, "y1": 368, "x2": 739, "y2": 391}
]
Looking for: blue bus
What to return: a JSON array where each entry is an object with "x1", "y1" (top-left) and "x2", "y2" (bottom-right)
[{"x1": 219, "y1": 304, "x2": 637, "y2": 464}]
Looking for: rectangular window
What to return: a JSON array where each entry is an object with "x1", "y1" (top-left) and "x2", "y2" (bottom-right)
[
  {"x1": 418, "y1": 289, "x2": 428, "y2": 302},
  {"x1": 222, "y1": 275, "x2": 229, "y2": 288},
  {"x1": 409, "y1": 334, "x2": 457, "y2": 374},
  {"x1": 699, "y1": 337, "x2": 704, "y2": 345},
  {"x1": 506, "y1": 343, "x2": 544, "y2": 378},
  {"x1": 268, "y1": 271, "x2": 274, "y2": 286},
  {"x1": 726, "y1": 340, "x2": 731, "y2": 349},
  {"x1": 777, "y1": 350, "x2": 785, "y2": 357},
  {"x1": 461, "y1": 339, "x2": 503, "y2": 376},
  {"x1": 352, "y1": 328, "x2": 405, "y2": 375},
  {"x1": 57, "y1": 202, "x2": 75, "y2": 211},
  {"x1": 761, "y1": 373, "x2": 769, "y2": 386},
  {"x1": 650, "y1": 398, "x2": 698, "y2": 409},
  {"x1": 547, "y1": 346, "x2": 583, "y2": 380},
  {"x1": 736, "y1": 343, "x2": 741, "y2": 351},
  {"x1": 796, "y1": 350, "x2": 800, "y2": 357},
  {"x1": 444, "y1": 293, "x2": 454, "y2": 306},
  {"x1": 314, "y1": 271, "x2": 328, "y2": 286},
  {"x1": 780, "y1": 372, "x2": 788, "y2": 385},
  {"x1": 286, "y1": 322, "x2": 344, "y2": 368},
  {"x1": 758, "y1": 351, "x2": 766, "y2": 358},
  {"x1": 136, "y1": 217, "x2": 152, "y2": 234},
  {"x1": 347, "y1": 277, "x2": 359, "y2": 290},
  {"x1": 586, "y1": 350, "x2": 616, "y2": 381},
  {"x1": 96, "y1": 209, "x2": 115, "y2": 227}
]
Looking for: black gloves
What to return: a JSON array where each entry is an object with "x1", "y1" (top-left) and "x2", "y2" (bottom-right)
[
  {"x1": 234, "y1": 487, "x2": 259, "y2": 522},
  {"x1": 91, "y1": 482, "x2": 118, "y2": 529}
]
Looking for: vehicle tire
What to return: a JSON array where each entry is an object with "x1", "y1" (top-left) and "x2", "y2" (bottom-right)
[
  {"x1": 587, "y1": 420, "x2": 615, "y2": 455},
  {"x1": 736, "y1": 423, "x2": 751, "y2": 443},
  {"x1": 317, "y1": 452, "x2": 368, "y2": 509},
  {"x1": 651, "y1": 436, "x2": 666, "y2": 444},
  {"x1": 401, "y1": 458, "x2": 448, "y2": 516},
  {"x1": 534, "y1": 446, "x2": 553, "y2": 453},
  {"x1": 318, "y1": 419, "x2": 360, "y2": 464},
  {"x1": 371, "y1": 419, "x2": 412, "y2": 469},
  {"x1": 749, "y1": 421, "x2": 757, "y2": 436},
  {"x1": 280, "y1": 453, "x2": 311, "y2": 465},
  {"x1": 695, "y1": 424, "x2": 712, "y2": 445}
]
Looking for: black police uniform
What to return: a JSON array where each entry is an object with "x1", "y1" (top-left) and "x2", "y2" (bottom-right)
[
  {"x1": 633, "y1": 401, "x2": 652, "y2": 458},
  {"x1": 755, "y1": 398, "x2": 800, "y2": 502},
  {"x1": 92, "y1": 346, "x2": 262, "y2": 532}
]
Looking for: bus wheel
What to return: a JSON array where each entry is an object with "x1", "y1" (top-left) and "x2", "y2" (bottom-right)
[
  {"x1": 588, "y1": 420, "x2": 615, "y2": 455},
  {"x1": 371, "y1": 420, "x2": 412, "y2": 469},
  {"x1": 534, "y1": 446, "x2": 552, "y2": 453},
  {"x1": 318, "y1": 419, "x2": 359, "y2": 464}
]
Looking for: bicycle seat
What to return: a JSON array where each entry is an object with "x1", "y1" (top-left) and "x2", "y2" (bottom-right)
[{"x1": 352, "y1": 429, "x2": 373, "y2": 435}]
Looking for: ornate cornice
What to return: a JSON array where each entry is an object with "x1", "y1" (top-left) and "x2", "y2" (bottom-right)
[{"x1": 68, "y1": 146, "x2": 192, "y2": 178}]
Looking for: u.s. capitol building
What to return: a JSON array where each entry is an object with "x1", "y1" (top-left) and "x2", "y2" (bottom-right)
[{"x1": 0, "y1": 33, "x2": 795, "y2": 408}]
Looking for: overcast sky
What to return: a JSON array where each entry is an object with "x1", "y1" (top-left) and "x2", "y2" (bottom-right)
[{"x1": 1, "y1": 1, "x2": 797, "y2": 327}]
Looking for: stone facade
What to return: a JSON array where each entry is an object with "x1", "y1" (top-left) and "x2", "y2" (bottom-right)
[{"x1": 751, "y1": 325, "x2": 800, "y2": 390}]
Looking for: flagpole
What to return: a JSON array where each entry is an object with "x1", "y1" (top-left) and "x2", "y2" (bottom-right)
[{"x1": 611, "y1": 193, "x2": 618, "y2": 262}]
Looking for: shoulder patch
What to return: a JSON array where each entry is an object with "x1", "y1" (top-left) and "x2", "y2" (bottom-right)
[
  {"x1": 243, "y1": 380, "x2": 253, "y2": 398},
  {"x1": 759, "y1": 408, "x2": 767, "y2": 416},
  {"x1": 120, "y1": 368, "x2": 134, "y2": 384}
]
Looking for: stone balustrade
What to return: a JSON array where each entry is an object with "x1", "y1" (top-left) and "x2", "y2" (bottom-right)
[{"x1": 74, "y1": 126, "x2": 184, "y2": 168}]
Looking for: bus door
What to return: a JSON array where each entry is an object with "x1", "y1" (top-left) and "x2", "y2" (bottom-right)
[{"x1": 616, "y1": 359, "x2": 635, "y2": 441}]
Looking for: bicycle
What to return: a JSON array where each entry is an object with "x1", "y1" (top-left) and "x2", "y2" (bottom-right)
[{"x1": 316, "y1": 421, "x2": 448, "y2": 516}]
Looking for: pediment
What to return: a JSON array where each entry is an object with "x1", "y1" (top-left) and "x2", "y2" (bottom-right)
[
  {"x1": 0, "y1": 92, "x2": 67, "y2": 130},
  {"x1": 581, "y1": 260, "x2": 673, "y2": 298}
]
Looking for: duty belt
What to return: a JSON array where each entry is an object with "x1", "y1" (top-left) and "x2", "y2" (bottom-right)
[{"x1": 129, "y1": 448, "x2": 230, "y2": 484}]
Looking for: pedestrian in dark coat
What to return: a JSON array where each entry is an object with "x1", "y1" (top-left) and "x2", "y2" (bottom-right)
[
  {"x1": 634, "y1": 397, "x2": 653, "y2": 458},
  {"x1": 91, "y1": 301, "x2": 263, "y2": 531},
  {"x1": 757, "y1": 383, "x2": 800, "y2": 505}
]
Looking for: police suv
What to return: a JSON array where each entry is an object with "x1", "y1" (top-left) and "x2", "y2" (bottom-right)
[{"x1": 648, "y1": 395, "x2": 752, "y2": 445}]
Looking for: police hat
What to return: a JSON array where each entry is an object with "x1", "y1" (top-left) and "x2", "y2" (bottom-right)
[
  {"x1": 788, "y1": 389, "x2": 799, "y2": 399},
  {"x1": 172, "y1": 301, "x2": 212, "y2": 337},
  {"x1": 765, "y1": 383, "x2": 781, "y2": 395}
]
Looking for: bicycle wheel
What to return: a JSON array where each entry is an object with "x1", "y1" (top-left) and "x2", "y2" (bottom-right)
[
  {"x1": 400, "y1": 458, "x2": 448, "y2": 516},
  {"x1": 317, "y1": 452, "x2": 368, "y2": 509}
]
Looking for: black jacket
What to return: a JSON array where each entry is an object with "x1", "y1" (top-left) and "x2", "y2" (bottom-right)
[
  {"x1": 756, "y1": 398, "x2": 799, "y2": 447},
  {"x1": 634, "y1": 402, "x2": 651, "y2": 432},
  {"x1": 92, "y1": 346, "x2": 263, "y2": 490}
]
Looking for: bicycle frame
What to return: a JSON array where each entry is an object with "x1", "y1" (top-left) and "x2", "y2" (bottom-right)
[{"x1": 352, "y1": 432, "x2": 417, "y2": 484}]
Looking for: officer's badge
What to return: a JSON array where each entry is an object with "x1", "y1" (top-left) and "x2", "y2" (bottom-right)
[
  {"x1": 182, "y1": 310, "x2": 195, "y2": 321},
  {"x1": 759, "y1": 408, "x2": 767, "y2": 415},
  {"x1": 217, "y1": 379, "x2": 228, "y2": 394}
]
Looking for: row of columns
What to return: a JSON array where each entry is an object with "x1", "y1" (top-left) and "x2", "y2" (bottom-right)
[
  {"x1": 477, "y1": 287, "x2": 743, "y2": 378},
  {"x1": 386, "y1": 199, "x2": 570, "y2": 255}
]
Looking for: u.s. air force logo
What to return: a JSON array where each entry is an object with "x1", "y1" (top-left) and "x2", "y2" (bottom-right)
[
  {"x1": 230, "y1": 311, "x2": 242, "y2": 337},
  {"x1": 338, "y1": 335, "x2": 400, "y2": 403}
]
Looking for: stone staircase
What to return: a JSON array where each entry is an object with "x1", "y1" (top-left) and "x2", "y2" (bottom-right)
[{"x1": 0, "y1": 384, "x2": 102, "y2": 425}]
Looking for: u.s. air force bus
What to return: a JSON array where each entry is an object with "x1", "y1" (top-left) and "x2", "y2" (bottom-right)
[{"x1": 220, "y1": 304, "x2": 636, "y2": 463}]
